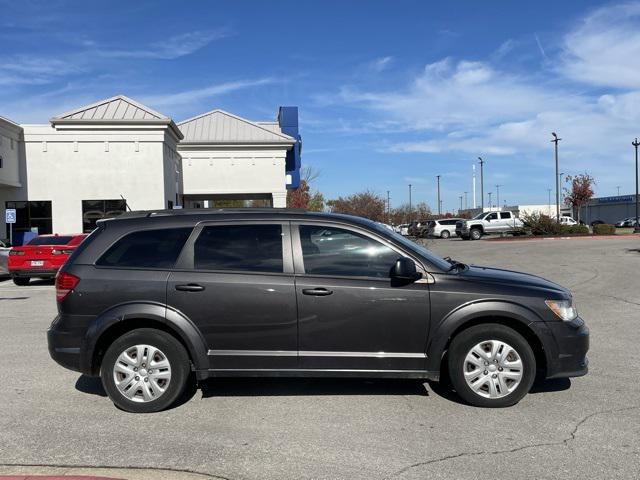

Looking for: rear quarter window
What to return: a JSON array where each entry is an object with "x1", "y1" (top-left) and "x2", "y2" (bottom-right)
[{"x1": 97, "y1": 228, "x2": 192, "y2": 269}]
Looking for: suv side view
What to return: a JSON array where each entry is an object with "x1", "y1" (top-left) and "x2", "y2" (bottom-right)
[
  {"x1": 456, "y1": 211, "x2": 524, "y2": 240},
  {"x1": 48, "y1": 209, "x2": 588, "y2": 413}
]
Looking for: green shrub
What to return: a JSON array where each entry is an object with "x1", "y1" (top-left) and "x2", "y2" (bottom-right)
[
  {"x1": 521, "y1": 212, "x2": 564, "y2": 236},
  {"x1": 593, "y1": 224, "x2": 615, "y2": 235},
  {"x1": 566, "y1": 225, "x2": 589, "y2": 235}
]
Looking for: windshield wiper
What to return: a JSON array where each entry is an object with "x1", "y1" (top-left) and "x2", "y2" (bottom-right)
[{"x1": 444, "y1": 256, "x2": 467, "y2": 271}]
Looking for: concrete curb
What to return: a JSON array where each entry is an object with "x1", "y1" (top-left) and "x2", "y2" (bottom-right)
[{"x1": 486, "y1": 233, "x2": 640, "y2": 242}]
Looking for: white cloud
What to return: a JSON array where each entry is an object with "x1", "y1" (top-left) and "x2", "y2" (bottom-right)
[
  {"x1": 560, "y1": 2, "x2": 640, "y2": 88},
  {"x1": 370, "y1": 56, "x2": 393, "y2": 72},
  {"x1": 140, "y1": 78, "x2": 278, "y2": 109}
]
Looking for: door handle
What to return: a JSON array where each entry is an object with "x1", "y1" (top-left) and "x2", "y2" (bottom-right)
[
  {"x1": 302, "y1": 288, "x2": 333, "y2": 296},
  {"x1": 175, "y1": 284, "x2": 205, "y2": 292}
]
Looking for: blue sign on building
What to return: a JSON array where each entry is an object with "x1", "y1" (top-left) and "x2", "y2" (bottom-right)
[{"x1": 278, "y1": 106, "x2": 302, "y2": 189}]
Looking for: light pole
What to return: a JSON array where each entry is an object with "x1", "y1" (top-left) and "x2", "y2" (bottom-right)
[
  {"x1": 633, "y1": 138, "x2": 640, "y2": 233},
  {"x1": 478, "y1": 157, "x2": 485, "y2": 211},
  {"x1": 464, "y1": 191, "x2": 468, "y2": 210},
  {"x1": 436, "y1": 175, "x2": 441, "y2": 216},
  {"x1": 616, "y1": 186, "x2": 621, "y2": 196},
  {"x1": 488, "y1": 192, "x2": 492, "y2": 211},
  {"x1": 551, "y1": 132, "x2": 561, "y2": 223},
  {"x1": 459, "y1": 195, "x2": 463, "y2": 213},
  {"x1": 408, "y1": 184, "x2": 412, "y2": 223},
  {"x1": 495, "y1": 184, "x2": 501, "y2": 211}
]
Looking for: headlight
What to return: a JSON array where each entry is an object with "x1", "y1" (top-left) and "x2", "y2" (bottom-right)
[{"x1": 545, "y1": 299, "x2": 578, "y2": 321}]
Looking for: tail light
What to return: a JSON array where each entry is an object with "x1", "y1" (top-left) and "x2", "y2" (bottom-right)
[
  {"x1": 9, "y1": 250, "x2": 25, "y2": 256},
  {"x1": 52, "y1": 249, "x2": 74, "y2": 255},
  {"x1": 55, "y1": 272, "x2": 80, "y2": 301}
]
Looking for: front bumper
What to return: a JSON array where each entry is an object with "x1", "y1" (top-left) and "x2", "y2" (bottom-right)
[{"x1": 530, "y1": 317, "x2": 589, "y2": 379}]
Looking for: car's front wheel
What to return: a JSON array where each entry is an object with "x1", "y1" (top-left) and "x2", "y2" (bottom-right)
[
  {"x1": 448, "y1": 324, "x2": 536, "y2": 407},
  {"x1": 101, "y1": 328, "x2": 191, "y2": 413},
  {"x1": 470, "y1": 228, "x2": 482, "y2": 240}
]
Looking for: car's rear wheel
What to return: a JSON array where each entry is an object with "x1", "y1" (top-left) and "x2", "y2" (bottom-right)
[
  {"x1": 470, "y1": 228, "x2": 482, "y2": 240},
  {"x1": 13, "y1": 277, "x2": 30, "y2": 286},
  {"x1": 101, "y1": 328, "x2": 191, "y2": 413},
  {"x1": 448, "y1": 324, "x2": 536, "y2": 407},
  {"x1": 440, "y1": 230, "x2": 451, "y2": 239}
]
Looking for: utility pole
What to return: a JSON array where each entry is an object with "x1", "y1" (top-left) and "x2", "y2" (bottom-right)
[
  {"x1": 464, "y1": 191, "x2": 468, "y2": 210},
  {"x1": 633, "y1": 138, "x2": 640, "y2": 233},
  {"x1": 551, "y1": 132, "x2": 561, "y2": 223},
  {"x1": 436, "y1": 175, "x2": 441, "y2": 215},
  {"x1": 488, "y1": 192, "x2": 492, "y2": 211},
  {"x1": 472, "y1": 165, "x2": 477, "y2": 208},
  {"x1": 387, "y1": 190, "x2": 391, "y2": 224},
  {"x1": 495, "y1": 184, "x2": 501, "y2": 211},
  {"x1": 459, "y1": 195, "x2": 463, "y2": 213},
  {"x1": 478, "y1": 157, "x2": 485, "y2": 211},
  {"x1": 408, "y1": 184, "x2": 412, "y2": 223}
]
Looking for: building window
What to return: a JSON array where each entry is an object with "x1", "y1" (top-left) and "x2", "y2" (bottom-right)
[
  {"x1": 82, "y1": 199, "x2": 127, "y2": 233},
  {"x1": 5, "y1": 201, "x2": 53, "y2": 238}
]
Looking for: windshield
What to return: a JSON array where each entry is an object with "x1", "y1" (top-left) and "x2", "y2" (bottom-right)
[
  {"x1": 369, "y1": 221, "x2": 452, "y2": 272},
  {"x1": 472, "y1": 212, "x2": 487, "y2": 220}
]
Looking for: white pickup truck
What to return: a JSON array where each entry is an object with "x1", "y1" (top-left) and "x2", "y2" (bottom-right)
[{"x1": 456, "y1": 211, "x2": 524, "y2": 240}]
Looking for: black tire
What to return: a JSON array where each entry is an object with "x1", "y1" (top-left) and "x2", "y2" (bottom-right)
[
  {"x1": 470, "y1": 228, "x2": 482, "y2": 240},
  {"x1": 101, "y1": 328, "x2": 191, "y2": 413},
  {"x1": 447, "y1": 323, "x2": 536, "y2": 408},
  {"x1": 13, "y1": 277, "x2": 30, "y2": 286},
  {"x1": 440, "y1": 230, "x2": 450, "y2": 239}
]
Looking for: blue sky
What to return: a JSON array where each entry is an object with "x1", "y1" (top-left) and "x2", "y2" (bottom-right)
[{"x1": 2, "y1": 0, "x2": 640, "y2": 212}]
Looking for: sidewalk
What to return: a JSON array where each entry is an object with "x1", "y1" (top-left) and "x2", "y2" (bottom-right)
[{"x1": 0, "y1": 465, "x2": 219, "y2": 480}]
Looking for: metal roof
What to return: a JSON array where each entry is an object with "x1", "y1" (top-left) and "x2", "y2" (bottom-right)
[
  {"x1": 51, "y1": 95, "x2": 169, "y2": 121},
  {"x1": 177, "y1": 109, "x2": 295, "y2": 145}
]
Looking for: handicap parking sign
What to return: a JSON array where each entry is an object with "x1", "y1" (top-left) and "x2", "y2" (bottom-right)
[{"x1": 5, "y1": 208, "x2": 16, "y2": 224}]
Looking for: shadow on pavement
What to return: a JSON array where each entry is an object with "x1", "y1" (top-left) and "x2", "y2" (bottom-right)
[{"x1": 200, "y1": 377, "x2": 430, "y2": 398}]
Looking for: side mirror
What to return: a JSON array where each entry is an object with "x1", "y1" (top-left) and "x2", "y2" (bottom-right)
[{"x1": 390, "y1": 257, "x2": 422, "y2": 282}]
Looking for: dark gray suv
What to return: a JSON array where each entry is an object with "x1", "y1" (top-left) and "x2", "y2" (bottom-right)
[{"x1": 48, "y1": 209, "x2": 589, "y2": 412}]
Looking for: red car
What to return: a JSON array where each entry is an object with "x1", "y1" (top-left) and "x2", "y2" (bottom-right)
[{"x1": 8, "y1": 234, "x2": 87, "y2": 286}]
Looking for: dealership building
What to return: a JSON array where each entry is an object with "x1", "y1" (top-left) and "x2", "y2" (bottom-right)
[{"x1": 0, "y1": 95, "x2": 301, "y2": 242}]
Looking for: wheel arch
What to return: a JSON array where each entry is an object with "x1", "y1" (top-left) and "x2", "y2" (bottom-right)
[
  {"x1": 426, "y1": 301, "x2": 548, "y2": 377},
  {"x1": 81, "y1": 303, "x2": 209, "y2": 377}
]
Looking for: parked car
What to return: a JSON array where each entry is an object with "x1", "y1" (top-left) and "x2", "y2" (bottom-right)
[
  {"x1": 394, "y1": 223, "x2": 410, "y2": 236},
  {"x1": 48, "y1": 209, "x2": 589, "y2": 413},
  {"x1": 559, "y1": 216, "x2": 578, "y2": 226},
  {"x1": 408, "y1": 220, "x2": 430, "y2": 237},
  {"x1": 615, "y1": 217, "x2": 637, "y2": 228},
  {"x1": 456, "y1": 211, "x2": 524, "y2": 240},
  {"x1": 8, "y1": 233, "x2": 87, "y2": 285},
  {"x1": 426, "y1": 218, "x2": 463, "y2": 239},
  {"x1": 0, "y1": 239, "x2": 11, "y2": 278}
]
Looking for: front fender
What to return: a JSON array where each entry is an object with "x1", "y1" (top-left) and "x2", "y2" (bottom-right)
[
  {"x1": 425, "y1": 300, "x2": 544, "y2": 372},
  {"x1": 81, "y1": 302, "x2": 209, "y2": 375}
]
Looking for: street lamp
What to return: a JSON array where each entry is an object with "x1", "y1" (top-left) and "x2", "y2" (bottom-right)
[
  {"x1": 633, "y1": 138, "x2": 640, "y2": 233},
  {"x1": 436, "y1": 175, "x2": 441, "y2": 215},
  {"x1": 478, "y1": 157, "x2": 485, "y2": 211},
  {"x1": 488, "y1": 192, "x2": 492, "y2": 211},
  {"x1": 495, "y1": 184, "x2": 501, "y2": 211},
  {"x1": 616, "y1": 186, "x2": 621, "y2": 196},
  {"x1": 551, "y1": 132, "x2": 561, "y2": 223},
  {"x1": 459, "y1": 195, "x2": 463, "y2": 213},
  {"x1": 464, "y1": 191, "x2": 468, "y2": 210}
]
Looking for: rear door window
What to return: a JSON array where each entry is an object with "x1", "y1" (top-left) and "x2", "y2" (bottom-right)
[
  {"x1": 500, "y1": 212, "x2": 512, "y2": 219},
  {"x1": 193, "y1": 224, "x2": 284, "y2": 273},
  {"x1": 97, "y1": 228, "x2": 192, "y2": 268}
]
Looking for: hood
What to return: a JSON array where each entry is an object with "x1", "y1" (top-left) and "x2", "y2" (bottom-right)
[{"x1": 460, "y1": 265, "x2": 567, "y2": 295}]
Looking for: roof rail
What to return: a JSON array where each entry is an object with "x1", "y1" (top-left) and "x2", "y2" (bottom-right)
[{"x1": 112, "y1": 208, "x2": 309, "y2": 219}]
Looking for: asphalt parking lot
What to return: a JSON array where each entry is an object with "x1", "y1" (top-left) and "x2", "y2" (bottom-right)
[{"x1": 1, "y1": 236, "x2": 639, "y2": 480}]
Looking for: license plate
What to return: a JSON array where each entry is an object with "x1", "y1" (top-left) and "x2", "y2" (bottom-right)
[{"x1": 31, "y1": 260, "x2": 44, "y2": 267}]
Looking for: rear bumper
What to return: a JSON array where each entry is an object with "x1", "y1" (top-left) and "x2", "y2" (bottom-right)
[
  {"x1": 11, "y1": 268, "x2": 58, "y2": 278},
  {"x1": 47, "y1": 314, "x2": 92, "y2": 374},
  {"x1": 531, "y1": 318, "x2": 589, "y2": 379}
]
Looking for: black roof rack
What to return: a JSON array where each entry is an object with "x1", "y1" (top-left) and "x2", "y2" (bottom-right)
[{"x1": 113, "y1": 207, "x2": 309, "y2": 219}]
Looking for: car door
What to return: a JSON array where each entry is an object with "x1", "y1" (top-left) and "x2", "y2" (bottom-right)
[
  {"x1": 499, "y1": 211, "x2": 513, "y2": 229},
  {"x1": 484, "y1": 212, "x2": 499, "y2": 232},
  {"x1": 292, "y1": 221, "x2": 431, "y2": 372},
  {"x1": 167, "y1": 220, "x2": 298, "y2": 370}
]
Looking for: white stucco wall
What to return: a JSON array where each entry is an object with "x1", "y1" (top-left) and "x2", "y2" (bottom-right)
[
  {"x1": 179, "y1": 147, "x2": 288, "y2": 207},
  {"x1": 18, "y1": 124, "x2": 180, "y2": 233}
]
